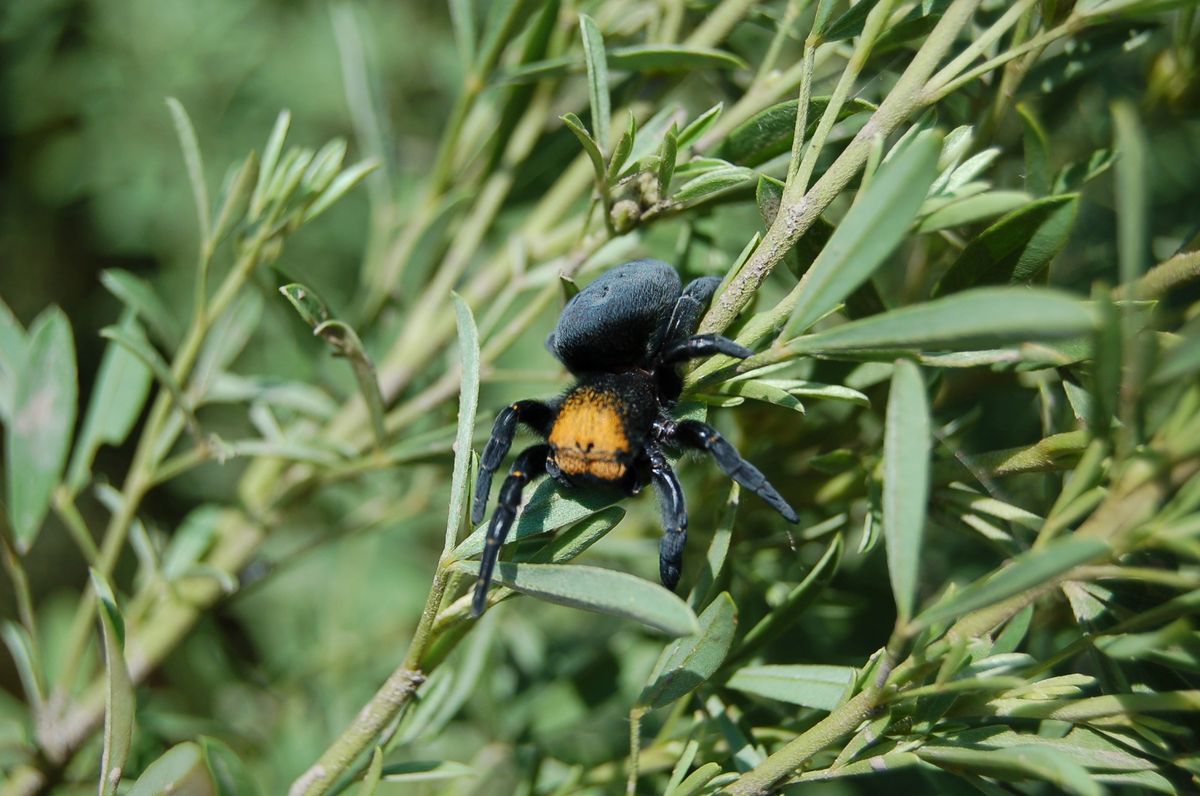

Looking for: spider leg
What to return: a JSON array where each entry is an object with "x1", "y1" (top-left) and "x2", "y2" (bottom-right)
[
  {"x1": 659, "y1": 333, "x2": 753, "y2": 365},
  {"x1": 472, "y1": 400, "x2": 555, "y2": 525},
  {"x1": 647, "y1": 445, "x2": 688, "y2": 591},
  {"x1": 662, "y1": 276, "x2": 721, "y2": 346},
  {"x1": 473, "y1": 444, "x2": 550, "y2": 616},
  {"x1": 671, "y1": 419, "x2": 799, "y2": 523}
]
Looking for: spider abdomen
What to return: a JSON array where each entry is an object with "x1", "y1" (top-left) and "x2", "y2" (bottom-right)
[{"x1": 547, "y1": 374, "x2": 657, "y2": 485}]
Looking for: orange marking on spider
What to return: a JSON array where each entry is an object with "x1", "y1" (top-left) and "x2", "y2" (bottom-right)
[{"x1": 548, "y1": 387, "x2": 630, "y2": 481}]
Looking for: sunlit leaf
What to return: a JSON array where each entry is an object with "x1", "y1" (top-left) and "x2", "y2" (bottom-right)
[
  {"x1": 727, "y1": 664, "x2": 856, "y2": 710},
  {"x1": 92, "y1": 569, "x2": 134, "y2": 796},
  {"x1": 447, "y1": 560, "x2": 699, "y2": 636},
  {"x1": 639, "y1": 592, "x2": 737, "y2": 709},
  {"x1": 883, "y1": 360, "x2": 930, "y2": 625},
  {"x1": 784, "y1": 130, "x2": 941, "y2": 336}
]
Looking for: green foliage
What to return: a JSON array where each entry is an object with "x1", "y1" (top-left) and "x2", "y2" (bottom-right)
[{"x1": 2, "y1": 2, "x2": 1200, "y2": 796}]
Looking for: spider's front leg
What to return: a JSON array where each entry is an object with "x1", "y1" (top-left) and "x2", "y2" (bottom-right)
[
  {"x1": 473, "y1": 444, "x2": 550, "y2": 616},
  {"x1": 473, "y1": 400, "x2": 555, "y2": 525},
  {"x1": 659, "y1": 333, "x2": 752, "y2": 365},
  {"x1": 670, "y1": 419, "x2": 799, "y2": 523},
  {"x1": 647, "y1": 445, "x2": 688, "y2": 591}
]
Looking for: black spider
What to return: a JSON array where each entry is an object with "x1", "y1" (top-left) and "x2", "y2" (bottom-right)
[{"x1": 471, "y1": 259, "x2": 799, "y2": 616}]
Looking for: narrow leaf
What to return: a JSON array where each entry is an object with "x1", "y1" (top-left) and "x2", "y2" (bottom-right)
[
  {"x1": 917, "y1": 191, "x2": 1032, "y2": 233},
  {"x1": 447, "y1": 560, "x2": 699, "y2": 636},
  {"x1": 579, "y1": 14, "x2": 610, "y2": 151},
  {"x1": 934, "y1": 195, "x2": 1080, "y2": 296},
  {"x1": 128, "y1": 742, "x2": 210, "y2": 796},
  {"x1": 66, "y1": 311, "x2": 153, "y2": 493},
  {"x1": 1018, "y1": 103, "x2": 1051, "y2": 196},
  {"x1": 1112, "y1": 101, "x2": 1147, "y2": 287},
  {"x1": 0, "y1": 297, "x2": 25, "y2": 420},
  {"x1": 883, "y1": 360, "x2": 930, "y2": 625},
  {"x1": 251, "y1": 110, "x2": 291, "y2": 220},
  {"x1": 448, "y1": 294, "x2": 480, "y2": 548},
  {"x1": 302, "y1": 158, "x2": 380, "y2": 223},
  {"x1": 99, "y1": 269, "x2": 180, "y2": 349},
  {"x1": 527, "y1": 506, "x2": 625, "y2": 564},
  {"x1": 788, "y1": 288, "x2": 1096, "y2": 356},
  {"x1": 7, "y1": 308, "x2": 77, "y2": 551},
  {"x1": 561, "y1": 113, "x2": 606, "y2": 186},
  {"x1": 92, "y1": 569, "x2": 134, "y2": 796},
  {"x1": 452, "y1": 479, "x2": 619, "y2": 560},
  {"x1": 727, "y1": 664, "x2": 856, "y2": 710},
  {"x1": 639, "y1": 592, "x2": 737, "y2": 709},
  {"x1": 381, "y1": 761, "x2": 476, "y2": 783},
  {"x1": 1, "y1": 621, "x2": 44, "y2": 710},
  {"x1": 672, "y1": 166, "x2": 757, "y2": 205},
  {"x1": 165, "y1": 98, "x2": 210, "y2": 246},
  {"x1": 915, "y1": 538, "x2": 1109, "y2": 629},
  {"x1": 785, "y1": 131, "x2": 941, "y2": 336},
  {"x1": 716, "y1": 97, "x2": 876, "y2": 167},
  {"x1": 612, "y1": 44, "x2": 745, "y2": 72}
]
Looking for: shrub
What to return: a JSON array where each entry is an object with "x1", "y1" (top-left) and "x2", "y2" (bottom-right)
[{"x1": 2, "y1": 1, "x2": 1199, "y2": 794}]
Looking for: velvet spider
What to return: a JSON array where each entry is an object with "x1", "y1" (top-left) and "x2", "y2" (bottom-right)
[{"x1": 471, "y1": 259, "x2": 799, "y2": 616}]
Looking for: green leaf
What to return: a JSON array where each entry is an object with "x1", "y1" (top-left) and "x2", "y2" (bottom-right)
[
  {"x1": 1113, "y1": 100, "x2": 1148, "y2": 287},
  {"x1": 128, "y1": 742, "x2": 211, "y2": 796},
  {"x1": 302, "y1": 158, "x2": 380, "y2": 223},
  {"x1": 99, "y1": 269, "x2": 181, "y2": 349},
  {"x1": 527, "y1": 506, "x2": 625, "y2": 564},
  {"x1": 919, "y1": 745, "x2": 1102, "y2": 796},
  {"x1": 1018, "y1": 104, "x2": 1051, "y2": 197},
  {"x1": 688, "y1": 484, "x2": 738, "y2": 611},
  {"x1": 251, "y1": 110, "x2": 291, "y2": 220},
  {"x1": 199, "y1": 736, "x2": 264, "y2": 796},
  {"x1": 883, "y1": 360, "x2": 930, "y2": 625},
  {"x1": 727, "y1": 664, "x2": 856, "y2": 710},
  {"x1": 452, "y1": 479, "x2": 619, "y2": 560},
  {"x1": 670, "y1": 762, "x2": 723, "y2": 796},
  {"x1": 714, "y1": 379, "x2": 804, "y2": 413},
  {"x1": 914, "y1": 537, "x2": 1109, "y2": 630},
  {"x1": 788, "y1": 287, "x2": 1096, "y2": 356},
  {"x1": 100, "y1": 322, "x2": 199, "y2": 442},
  {"x1": 381, "y1": 760, "x2": 476, "y2": 783},
  {"x1": 448, "y1": 294, "x2": 480, "y2": 548},
  {"x1": 784, "y1": 130, "x2": 942, "y2": 336},
  {"x1": 165, "y1": 98, "x2": 210, "y2": 246},
  {"x1": 934, "y1": 195, "x2": 1080, "y2": 296},
  {"x1": 609, "y1": 44, "x2": 745, "y2": 73},
  {"x1": 716, "y1": 96, "x2": 876, "y2": 167},
  {"x1": 657, "y1": 125, "x2": 678, "y2": 197},
  {"x1": 607, "y1": 115, "x2": 635, "y2": 181},
  {"x1": 66, "y1": 311, "x2": 153, "y2": 494},
  {"x1": 639, "y1": 592, "x2": 737, "y2": 709},
  {"x1": 0, "y1": 297, "x2": 26, "y2": 420},
  {"x1": 561, "y1": 112, "x2": 606, "y2": 187},
  {"x1": 676, "y1": 103, "x2": 723, "y2": 150},
  {"x1": 192, "y1": 290, "x2": 263, "y2": 399},
  {"x1": 211, "y1": 151, "x2": 258, "y2": 248},
  {"x1": 446, "y1": 560, "x2": 699, "y2": 636},
  {"x1": 91, "y1": 569, "x2": 134, "y2": 796},
  {"x1": 448, "y1": 0, "x2": 476, "y2": 73},
  {"x1": 917, "y1": 191, "x2": 1033, "y2": 233},
  {"x1": 672, "y1": 166, "x2": 757, "y2": 206},
  {"x1": 579, "y1": 14, "x2": 610, "y2": 151},
  {"x1": 6, "y1": 308, "x2": 77, "y2": 551},
  {"x1": 1, "y1": 621, "x2": 44, "y2": 710}
]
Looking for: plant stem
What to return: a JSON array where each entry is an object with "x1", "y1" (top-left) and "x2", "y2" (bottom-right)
[{"x1": 699, "y1": 0, "x2": 983, "y2": 337}]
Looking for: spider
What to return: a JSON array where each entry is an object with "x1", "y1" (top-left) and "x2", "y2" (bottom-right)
[{"x1": 471, "y1": 259, "x2": 799, "y2": 616}]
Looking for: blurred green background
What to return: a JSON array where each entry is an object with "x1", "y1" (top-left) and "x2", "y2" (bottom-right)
[{"x1": 3, "y1": 1, "x2": 1200, "y2": 793}]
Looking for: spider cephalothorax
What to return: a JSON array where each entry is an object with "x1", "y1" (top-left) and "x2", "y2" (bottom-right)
[{"x1": 471, "y1": 259, "x2": 799, "y2": 615}]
